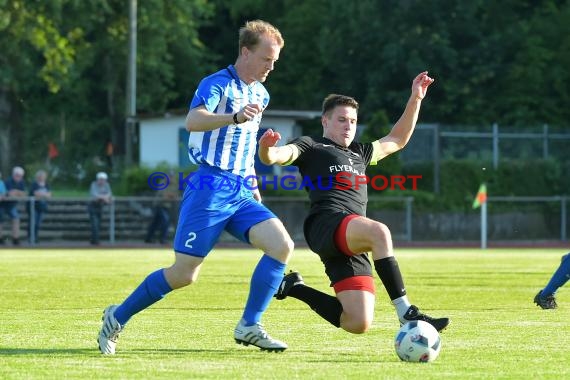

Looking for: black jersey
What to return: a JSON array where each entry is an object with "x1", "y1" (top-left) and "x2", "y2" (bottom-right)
[{"x1": 289, "y1": 136, "x2": 375, "y2": 216}]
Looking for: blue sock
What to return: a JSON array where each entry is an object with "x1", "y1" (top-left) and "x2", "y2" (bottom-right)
[
  {"x1": 114, "y1": 269, "x2": 173, "y2": 325},
  {"x1": 542, "y1": 253, "x2": 570, "y2": 296},
  {"x1": 242, "y1": 254, "x2": 286, "y2": 326}
]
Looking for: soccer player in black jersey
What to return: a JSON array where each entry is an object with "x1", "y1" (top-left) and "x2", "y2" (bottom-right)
[{"x1": 258, "y1": 71, "x2": 449, "y2": 333}]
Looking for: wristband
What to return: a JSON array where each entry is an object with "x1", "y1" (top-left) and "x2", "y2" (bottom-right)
[{"x1": 233, "y1": 113, "x2": 240, "y2": 124}]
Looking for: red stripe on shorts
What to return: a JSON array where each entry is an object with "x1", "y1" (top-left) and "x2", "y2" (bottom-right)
[
  {"x1": 334, "y1": 214, "x2": 360, "y2": 255},
  {"x1": 333, "y1": 275, "x2": 376, "y2": 294}
]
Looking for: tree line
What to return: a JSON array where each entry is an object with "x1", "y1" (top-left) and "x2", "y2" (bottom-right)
[{"x1": 1, "y1": 0, "x2": 569, "y2": 180}]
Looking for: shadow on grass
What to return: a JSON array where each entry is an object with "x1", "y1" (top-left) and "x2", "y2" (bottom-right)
[
  {"x1": 307, "y1": 356, "x2": 394, "y2": 364},
  {"x1": 0, "y1": 348, "x2": 96, "y2": 356},
  {"x1": 0, "y1": 347, "x2": 232, "y2": 356}
]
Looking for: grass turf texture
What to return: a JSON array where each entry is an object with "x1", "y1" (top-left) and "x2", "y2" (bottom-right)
[{"x1": 1, "y1": 248, "x2": 568, "y2": 379}]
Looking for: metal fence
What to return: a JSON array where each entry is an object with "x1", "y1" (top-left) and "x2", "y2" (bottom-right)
[
  {"x1": 400, "y1": 124, "x2": 570, "y2": 193},
  {"x1": 1, "y1": 196, "x2": 170, "y2": 245},
  {"x1": 0, "y1": 196, "x2": 415, "y2": 246},
  {"x1": 1, "y1": 195, "x2": 567, "y2": 246},
  {"x1": 479, "y1": 196, "x2": 568, "y2": 247}
]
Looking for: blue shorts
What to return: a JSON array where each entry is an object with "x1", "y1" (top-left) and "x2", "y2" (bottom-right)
[{"x1": 173, "y1": 165, "x2": 276, "y2": 257}]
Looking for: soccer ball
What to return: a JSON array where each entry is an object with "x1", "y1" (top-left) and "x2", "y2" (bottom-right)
[{"x1": 394, "y1": 320, "x2": 441, "y2": 362}]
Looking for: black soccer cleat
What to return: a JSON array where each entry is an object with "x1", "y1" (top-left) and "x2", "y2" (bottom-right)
[
  {"x1": 534, "y1": 291, "x2": 557, "y2": 310},
  {"x1": 274, "y1": 271, "x2": 304, "y2": 300},
  {"x1": 402, "y1": 305, "x2": 450, "y2": 332}
]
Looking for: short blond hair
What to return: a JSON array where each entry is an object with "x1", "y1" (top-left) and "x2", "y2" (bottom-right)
[{"x1": 239, "y1": 20, "x2": 284, "y2": 53}]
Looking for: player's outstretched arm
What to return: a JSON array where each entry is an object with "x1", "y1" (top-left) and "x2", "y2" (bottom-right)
[
  {"x1": 372, "y1": 71, "x2": 434, "y2": 162},
  {"x1": 258, "y1": 129, "x2": 299, "y2": 165}
]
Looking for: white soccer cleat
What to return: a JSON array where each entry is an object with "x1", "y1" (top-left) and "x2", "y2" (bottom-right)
[
  {"x1": 234, "y1": 319, "x2": 288, "y2": 352},
  {"x1": 97, "y1": 305, "x2": 123, "y2": 355}
]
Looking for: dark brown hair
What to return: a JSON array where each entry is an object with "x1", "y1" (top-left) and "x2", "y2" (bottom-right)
[{"x1": 322, "y1": 94, "x2": 359, "y2": 116}]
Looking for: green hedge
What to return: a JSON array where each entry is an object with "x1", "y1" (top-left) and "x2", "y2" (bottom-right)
[
  {"x1": 398, "y1": 159, "x2": 570, "y2": 211},
  {"x1": 117, "y1": 163, "x2": 197, "y2": 196},
  {"x1": 264, "y1": 159, "x2": 570, "y2": 212}
]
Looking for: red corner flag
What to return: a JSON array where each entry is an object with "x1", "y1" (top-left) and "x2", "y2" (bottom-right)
[{"x1": 472, "y1": 184, "x2": 487, "y2": 209}]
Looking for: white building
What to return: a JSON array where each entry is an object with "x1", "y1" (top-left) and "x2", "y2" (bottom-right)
[{"x1": 138, "y1": 110, "x2": 320, "y2": 174}]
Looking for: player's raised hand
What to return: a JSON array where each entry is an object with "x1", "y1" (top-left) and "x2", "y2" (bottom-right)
[
  {"x1": 258, "y1": 129, "x2": 282, "y2": 148},
  {"x1": 412, "y1": 71, "x2": 435, "y2": 100}
]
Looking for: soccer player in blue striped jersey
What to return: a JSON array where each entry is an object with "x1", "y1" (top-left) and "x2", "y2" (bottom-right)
[{"x1": 98, "y1": 20, "x2": 294, "y2": 354}]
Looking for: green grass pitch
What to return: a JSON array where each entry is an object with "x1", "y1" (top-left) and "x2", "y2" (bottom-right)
[{"x1": 1, "y1": 247, "x2": 569, "y2": 379}]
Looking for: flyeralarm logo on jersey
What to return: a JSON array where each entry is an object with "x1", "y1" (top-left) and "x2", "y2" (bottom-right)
[{"x1": 147, "y1": 172, "x2": 421, "y2": 192}]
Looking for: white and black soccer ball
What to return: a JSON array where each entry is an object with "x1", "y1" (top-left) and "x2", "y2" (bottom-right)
[{"x1": 394, "y1": 320, "x2": 441, "y2": 362}]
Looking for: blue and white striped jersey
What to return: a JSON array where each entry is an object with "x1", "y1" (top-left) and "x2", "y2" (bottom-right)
[{"x1": 187, "y1": 65, "x2": 270, "y2": 178}]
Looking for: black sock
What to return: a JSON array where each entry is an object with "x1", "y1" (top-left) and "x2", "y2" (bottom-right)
[
  {"x1": 288, "y1": 284, "x2": 343, "y2": 328},
  {"x1": 374, "y1": 257, "x2": 406, "y2": 300}
]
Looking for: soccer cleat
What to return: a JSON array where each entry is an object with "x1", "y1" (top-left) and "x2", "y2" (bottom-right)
[
  {"x1": 97, "y1": 305, "x2": 123, "y2": 354},
  {"x1": 274, "y1": 271, "x2": 304, "y2": 300},
  {"x1": 234, "y1": 319, "x2": 288, "y2": 352},
  {"x1": 401, "y1": 305, "x2": 450, "y2": 332},
  {"x1": 534, "y1": 291, "x2": 557, "y2": 310}
]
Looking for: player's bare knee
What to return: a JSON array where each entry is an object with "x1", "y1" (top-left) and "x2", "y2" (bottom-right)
[
  {"x1": 283, "y1": 235, "x2": 295, "y2": 257},
  {"x1": 275, "y1": 222, "x2": 295, "y2": 253},
  {"x1": 370, "y1": 221, "x2": 391, "y2": 242},
  {"x1": 343, "y1": 318, "x2": 371, "y2": 334},
  {"x1": 181, "y1": 272, "x2": 198, "y2": 286},
  {"x1": 166, "y1": 262, "x2": 200, "y2": 288},
  {"x1": 174, "y1": 271, "x2": 198, "y2": 288},
  {"x1": 341, "y1": 309, "x2": 372, "y2": 334},
  {"x1": 269, "y1": 236, "x2": 294, "y2": 262},
  {"x1": 349, "y1": 324, "x2": 370, "y2": 334}
]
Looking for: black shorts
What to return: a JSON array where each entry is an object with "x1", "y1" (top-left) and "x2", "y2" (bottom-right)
[{"x1": 304, "y1": 211, "x2": 373, "y2": 285}]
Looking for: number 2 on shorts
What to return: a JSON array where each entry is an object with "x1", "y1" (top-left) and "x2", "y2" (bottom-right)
[{"x1": 185, "y1": 232, "x2": 197, "y2": 248}]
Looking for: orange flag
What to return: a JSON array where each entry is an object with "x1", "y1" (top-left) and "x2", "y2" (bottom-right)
[{"x1": 472, "y1": 184, "x2": 487, "y2": 209}]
